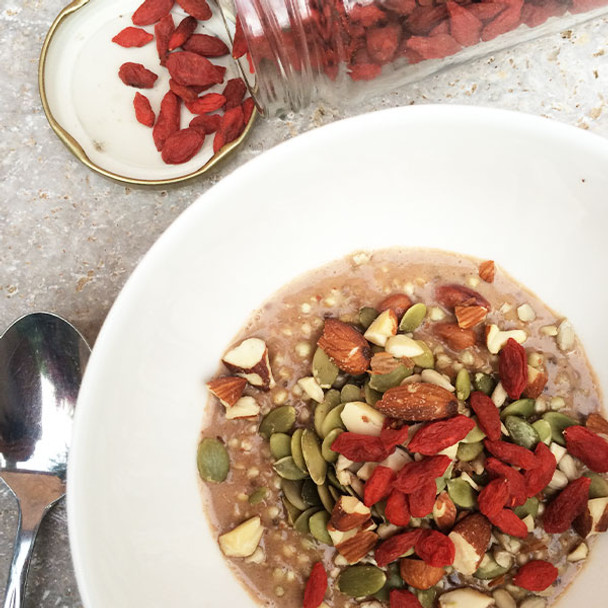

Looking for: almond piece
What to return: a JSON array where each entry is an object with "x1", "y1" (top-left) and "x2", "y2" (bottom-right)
[
  {"x1": 385, "y1": 334, "x2": 425, "y2": 358},
  {"x1": 341, "y1": 401, "x2": 386, "y2": 436},
  {"x1": 297, "y1": 376, "x2": 325, "y2": 402},
  {"x1": 375, "y1": 383, "x2": 458, "y2": 421},
  {"x1": 370, "y1": 351, "x2": 404, "y2": 374},
  {"x1": 335, "y1": 529, "x2": 379, "y2": 564},
  {"x1": 573, "y1": 497, "x2": 608, "y2": 538},
  {"x1": 438, "y1": 588, "x2": 494, "y2": 608},
  {"x1": 364, "y1": 309, "x2": 398, "y2": 347},
  {"x1": 218, "y1": 516, "x2": 264, "y2": 558},
  {"x1": 222, "y1": 338, "x2": 275, "y2": 390},
  {"x1": 522, "y1": 365, "x2": 548, "y2": 399},
  {"x1": 454, "y1": 306, "x2": 487, "y2": 329},
  {"x1": 433, "y1": 323, "x2": 476, "y2": 351},
  {"x1": 318, "y1": 318, "x2": 371, "y2": 375},
  {"x1": 485, "y1": 324, "x2": 527, "y2": 354},
  {"x1": 399, "y1": 558, "x2": 445, "y2": 590},
  {"x1": 225, "y1": 396, "x2": 260, "y2": 420},
  {"x1": 433, "y1": 491, "x2": 457, "y2": 532},
  {"x1": 448, "y1": 513, "x2": 491, "y2": 575},
  {"x1": 377, "y1": 294, "x2": 412, "y2": 319},
  {"x1": 329, "y1": 496, "x2": 372, "y2": 531},
  {"x1": 478, "y1": 260, "x2": 495, "y2": 283},
  {"x1": 207, "y1": 376, "x2": 247, "y2": 407},
  {"x1": 586, "y1": 412, "x2": 608, "y2": 437},
  {"x1": 435, "y1": 284, "x2": 490, "y2": 311}
]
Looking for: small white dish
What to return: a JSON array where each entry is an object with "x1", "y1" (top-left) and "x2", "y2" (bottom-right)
[{"x1": 68, "y1": 105, "x2": 608, "y2": 607}]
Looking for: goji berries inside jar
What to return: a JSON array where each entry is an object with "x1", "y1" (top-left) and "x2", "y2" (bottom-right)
[{"x1": 219, "y1": 0, "x2": 608, "y2": 116}]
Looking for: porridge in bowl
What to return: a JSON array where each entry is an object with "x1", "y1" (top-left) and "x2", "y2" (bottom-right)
[{"x1": 197, "y1": 248, "x2": 608, "y2": 608}]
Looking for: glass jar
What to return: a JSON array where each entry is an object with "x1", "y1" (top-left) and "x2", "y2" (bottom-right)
[{"x1": 218, "y1": 0, "x2": 608, "y2": 116}]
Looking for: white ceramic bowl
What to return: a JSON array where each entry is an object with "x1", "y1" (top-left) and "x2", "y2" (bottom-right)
[{"x1": 68, "y1": 105, "x2": 608, "y2": 607}]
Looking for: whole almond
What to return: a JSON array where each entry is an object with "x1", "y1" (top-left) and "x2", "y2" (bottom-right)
[
  {"x1": 435, "y1": 284, "x2": 490, "y2": 311},
  {"x1": 375, "y1": 382, "x2": 458, "y2": 421},
  {"x1": 378, "y1": 294, "x2": 412, "y2": 319},
  {"x1": 449, "y1": 513, "x2": 491, "y2": 575},
  {"x1": 399, "y1": 558, "x2": 445, "y2": 590},
  {"x1": 318, "y1": 318, "x2": 371, "y2": 375},
  {"x1": 433, "y1": 323, "x2": 477, "y2": 351},
  {"x1": 586, "y1": 412, "x2": 608, "y2": 437},
  {"x1": 455, "y1": 306, "x2": 487, "y2": 330}
]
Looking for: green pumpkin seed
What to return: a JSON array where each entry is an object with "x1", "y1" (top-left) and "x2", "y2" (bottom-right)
[
  {"x1": 281, "y1": 479, "x2": 308, "y2": 511},
  {"x1": 542, "y1": 411, "x2": 578, "y2": 446},
  {"x1": 474, "y1": 556, "x2": 509, "y2": 580},
  {"x1": 514, "y1": 497, "x2": 539, "y2": 519},
  {"x1": 436, "y1": 476, "x2": 447, "y2": 494},
  {"x1": 416, "y1": 588, "x2": 439, "y2": 608},
  {"x1": 412, "y1": 341, "x2": 434, "y2": 369},
  {"x1": 369, "y1": 365, "x2": 412, "y2": 392},
  {"x1": 294, "y1": 507, "x2": 319, "y2": 534},
  {"x1": 505, "y1": 416, "x2": 540, "y2": 450},
  {"x1": 327, "y1": 468, "x2": 347, "y2": 492},
  {"x1": 462, "y1": 422, "x2": 486, "y2": 443},
  {"x1": 301, "y1": 478, "x2": 322, "y2": 507},
  {"x1": 447, "y1": 478, "x2": 477, "y2": 509},
  {"x1": 291, "y1": 428, "x2": 308, "y2": 472},
  {"x1": 309, "y1": 510, "x2": 332, "y2": 544},
  {"x1": 500, "y1": 399, "x2": 535, "y2": 420},
  {"x1": 321, "y1": 403, "x2": 346, "y2": 438},
  {"x1": 359, "y1": 306, "x2": 379, "y2": 330},
  {"x1": 338, "y1": 565, "x2": 387, "y2": 597},
  {"x1": 341, "y1": 383, "x2": 361, "y2": 403},
  {"x1": 248, "y1": 487, "x2": 269, "y2": 505},
  {"x1": 473, "y1": 372, "x2": 495, "y2": 396},
  {"x1": 584, "y1": 472, "x2": 608, "y2": 498},
  {"x1": 197, "y1": 438, "x2": 230, "y2": 483},
  {"x1": 317, "y1": 483, "x2": 335, "y2": 513},
  {"x1": 328, "y1": 485, "x2": 341, "y2": 502},
  {"x1": 457, "y1": 441, "x2": 484, "y2": 462},
  {"x1": 273, "y1": 456, "x2": 309, "y2": 480},
  {"x1": 364, "y1": 381, "x2": 382, "y2": 406},
  {"x1": 372, "y1": 563, "x2": 404, "y2": 601},
  {"x1": 455, "y1": 368, "x2": 471, "y2": 401},
  {"x1": 322, "y1": 427, "x2": 343, "y2": 463},
  {"x1": 325, "y1": 388, "x2": 342, "y2": 407},
  {"x1": 269, "y1": 433, "x2": 292, "y2": 460},
  {"x1": 302, "y1": 428, "x2": 327, "y2": 485},
  {"x1": 532, "y1": 419, "x2": 552, "y2": 444},
  {"x1": 259, "y1": 405, "x2": 296, "y2": 438},
  {"x1": 281, "y1": 495, "x2": 302, "y2": 526},
  {"x1": 312, "y1": 347, "x2": 339, "y2": 389},
  {"x1": 399, "y1": 302, "x2": 427, "y2": 332}
]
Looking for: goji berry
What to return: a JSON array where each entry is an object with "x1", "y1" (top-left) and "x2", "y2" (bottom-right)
[
  {"x1": 489, "y1": 508, "x2": 528, "y2": 538},
  {"x1": 385, "y1": 490, "x2": 410, "y2": 527},
  {"x1": 232, "y1": 16, "x2": 248, "y2": 59},
  {"x1": 543, "y1": 476, "x2": 591, "y2": 533},
  {"x1": 176, "y1": 0, "x2": 212, "y2": 21},
  {"x1": 169, "y1": 79, "x2": 200, "y2": 103},
  {"x1": 219, "y1": 105, "x2": 245, "y2": 144},
  {"x1": 377, "y1": 294, "x2": 412, "y2": 319},
  {"x1": 408, "y1": 415, "x2": 475, "y2": 455},
  {"x1": 189, "y1": 113, "x2": 221, "y2": 135},
  {"x1": 222, "y1": 78, "x2": 248, "y2": 110},
  {"x1": 303, "y1": 562, "x2": 327, "y2": 608},
  {"x1": 393, "y1": 455, "x2": 452, "y2": 494},
  {"x1": 389, "y1": 589, "x2": 423, "y2": 608},
  {"x1": 166, "y1": 51, "x2": 225, "y2": 87},
  {"x1": 429, "y1": 20, "x2": 450, "y2": 36},
  {"x1": 380, "y1": 424, "x2": 409, "y2": 452},
  {"x1": 118, "y1": 63, "x2": 158, "y2": 88},
  {"x1": 112, "y1": 27, "x2": 154, "y2": 48},
  {"x1": 364, "y1": 465, "x2": 396, "y2": 507},
  {"x1": 168, "y1": 16, "x2": 198, "y2": 51},
  {"x1": 383, "y1": 0, "x2": 417, "y2": 16},
  {"x1": 348, "y1": 63, "x2": 382, "y2": 81},
  {"x1": 408, "y1": 479, "x2": 437, "y2": 518},
  {"x1": 478, "y1": 477, "x2": 509, "y2": 519},
  {"x1": 213, "y1": 131, "x2": 226, "y2": 154},
  {"x1": 564, "y1": 425, "x2": 608, "y2": 473},
  {"x1": 133, "y1": 92, "x2": 155, "y2": 127},
  {"x1": 154, "y1": 14, "x2": 174, "y2": 66},
  {"x1": 446, "y1": 1, "x2": 483, "y2": 47},
  {"x1": 161, "y1": 128, "x2": 204, "y2": 164},
  {"x1": 481, "y1": 0, "x2": 523, "y2": 41},
  {"x1": 375, "y1": 529, "x2": 423, "y2": 567},
  {"x1": 415, "y1": 530, "x2": 455, "y2": 567},
  {"x1": 468, "y1": 3, "x2": 507, "y2": 21},
  {"x1": 484, "y1": 439, "x2": 537, "y2": 470},
  {"x1": 513, "y1": 560, "x2": 558, "y2": 591},
  {"x1": 485, "y1": 457, "x2": 527, "y2": 507},
  {"x1": 330, "y1": 432, "x2": 389, "y2": 462},
  {"x1": 406, "y1": 5, "x2": 449, "y2": 36},
  {"x1": 184, "y1": 33, "x2": 229, "y2": 57},
  {"x1": 349, "y1": 3, "x2": 387, "y2": 26},
  {"x1": 469, "y1": 391, "x2": 501, "y2": 441},
  {"x1": 366, "y1": 24, "x2": 401, "y2": 64},
  {"x1": 132, "y1": 0, "x2": 174, "y2": 26},
  {"x1": 186, "y1": 93, "x2": 226, "y2": 114},
  {"x1": 524, "y1": 441, "x2": 556, "y2": 497},
  {"x1": 242, "y1": 97, "x2": 255, "y2": 125},
  {"x1": 152, "y1": 90, "x2": 180, "y2": 151},
  {"x1": 498, "y1": 338, "x2": 527, "y2": 399}
]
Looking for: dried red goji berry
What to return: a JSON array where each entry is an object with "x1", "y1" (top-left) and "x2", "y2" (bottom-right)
[
  {"x1": 513, "y1": 560, "x2": 558, "y2": 592},
  {"x1": 166, "y1": 51, "x2": 225, "y2": 87},
  {"x1": 242, "y1": 97, "x2": 255, "y2": 124},
  {"x1": 543, "y1": 476, "x2": 591, "y2": 533},
  {"x1": 330, "y1": 432, "x2": 390, "y2": 462},
  {"x1": 375, "y1": 529, "x2": 423, "y2": 567},
  {"x1": 232, "y1": 16, "x2": 248, "y2": 59},
  {"x1": 484, "y1": 440, "x2": 537, "y2": 471},
  {"x1": 524, "y1": 441, "x2": 556, "y2": 497},
  {"x1": 408, "y1": 415, "x2": 475, "y2": 455},
  {"x1": 222, "y1": 78, "x2": 248, "y2": 110},
  {"x1": 446, "y1": 1, "x2": 483, "y2": 47},
  {"x1": 118, "y1": 62, "x2": 158, "y2": 88},
  {"x1": 383, "y1": 0, "x2": 416, "y2": 16},
  {"x1": 406, "y1": 33, "x2": 462, "y2": 61},
  {"x1": 176, "y1": 0, "x2": 211, "y2": 20},
  {"x1": 408, "y1": 479, "x2": 437, "y2": 518},
  {"x1": 478, "y1": 477, "x2": 509, "y2": 519},
  {"x1": 394, "y1": 455, "x2": 452, "y2": 494},
  {"x1": 564, "y1": 425, "x2": 608, "y2": 473},
  {"x1": 415, "y1": 530, "x2": 455, "y2": 567},
  {"x1": 112, "y1": 27, "x2": 154, "y2": 48},
  {"x1": 429, "y1": 20, "x2": 450, "y2": 36},
  {"x1": 219, "y1": 105, "x2": 245, "y2": 143},
  {"x1": 385, "y1": 490, "x2": 410, "y2": 527},
  {"x1": 168, "y1": 16, "x2": 198, "y2": 51},
  {"x1": 169, "y1": 79, "x2": 200, "y2": 103},
  {"x1": 303, "y1": 562, "x2": 327, "y2": 608},
  {"x1": 213, "y1": 131, "x2": 226, "y2": 154},
  {"x1": 389, "y1": 588, "x2": 423, "y2": 608},
  {"x1": 489, "y1": 508, "x2": 528, "y2": 538},
  {"x1": 364, "y1": 465, "x2": 396, "y2": 507},
  {"x1": 481, "y1": 0, "x2": 523, "y2": 41},
  {"x1": 189, "y1": 113, "x2": 221, "y2": 135},
  {"x1": 349, "y1": 3, "x2": 387, "y2": 26},
  {"x1": 380, "y1": 424, "x2": 410, "y2": 452},
  {"x1": 186, "y1": 93, "x2": 226, "y2": 114},
  {"x1": 366, "y1": 23, "x2": 401, "y2": 64},
  {"x1": 183, "y1": 33, "x2": 230, "y2": 57},
  {"x1": 469, "y1": 391, "x2": 501, "y2": 441},
  {"x1": 468, "y1": 2, "x2": 506, "y2": 22},
  {"x1": 161, "y1": 127, "x2": 204, "y2": 164},
  {"x1": 348, "y1": 63, "x2": 382, "y2": 81},
  {"x1": 154, "y1": 13, "x2": 175, "y2": 66},
  {"x1": 485, "y1": 457, "x2": 527, "y2": 507},
  {"x1": 406, "y1": 5, "x2": 448, "y2": 35},
  {"x1": 133, "y1": 92, "x2": 155, "y2": 127},
  {"x1": 498, "y1": 338, "x2": 527, "y2": 399},
  {"x1": 132, "y1": 0, "x2": 174, "y2": 26},
  {"x1": 152, "y1": 90, "x2": 181, "y2": 151}
]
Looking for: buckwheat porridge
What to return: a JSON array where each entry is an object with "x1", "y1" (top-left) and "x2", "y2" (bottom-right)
[{"x1": 197, "y1": 248, "x2": 608, "y2": 608}]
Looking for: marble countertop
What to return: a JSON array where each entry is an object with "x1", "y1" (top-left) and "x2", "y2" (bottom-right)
[{"x1": 1, "y1": 1, "x2": 607, "y2": 606}]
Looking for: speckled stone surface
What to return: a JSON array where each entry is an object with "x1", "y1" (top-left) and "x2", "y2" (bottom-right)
[{"x1": 0, "y1": 0, "x2": 607, "y2": 605}]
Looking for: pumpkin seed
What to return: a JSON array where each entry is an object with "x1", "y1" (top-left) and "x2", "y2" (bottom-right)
[
  {"x1": 328, "y1": 485, "x2": 341, "y2": 502},
  {"x1": 505, "y1": 416, "x2": 539, "y2": 450},
  {"x1": 473, "y1": 372, "x2": 495, "y2": 396},
  {"x1": 436, "y1": 476, "x2": 447, "y2": 494},
  {"x1": 321, "y1": 403, "x2": 346, "y2": 438},
  {"x1": 364, "y1": 381, "x2": 382, "y2": 406},
  {"x1": 462, "y1": 422, "x2": 486, "y2": 443},
  {"x1": 455, "y1": 368, "x2": 471, "y2": 401},
  {"x1": 457, "y1": 441, "x2": 484, "y2": 462},
  {"x1": 341, "y1": 383, "x2": 362, "y2": 403},
  {"x1": 317, "y1": 483, "x2": 335, "y2": 513},
  {"x1": 197, "y1": 438, "x2": 230, "y2": 483},
  {"x1": 372, "y1": 563, "x2": 404, "y2": 601},
  {"x1": 542, "y1": 411, "x2": 578, "y2": 446},
  {"x1": 269, "y1": 433, "x2": 292, "y2": 460},
  {"x1": 248, "y1": 487, "x2": 269, "y2": 505},
  {"x1": 302, "y1": 428, "x2": 328, "y2": 485},
  {"x1": 301, "y1": 478, "x2": 322, "y2": 506},
  {"x1": 309, "y1": 509, "x2": 332, "y2": 544},
  {"x1": 532, "y1": 419, "x2": 552, "y2": 444},
  {"x1": 314, "y1": 391, "x2": 341, "y2": 437},
  {"x1": 294, "y1": 507, "x2": 319, "y2": 534},
  {"x1": 291, "y1": 428, "x2": 308, "y2": 472},
  {"x1": 412, "y1": 341, "x2": 434, "y2": 369},
  {"x1": 584, "y1": 472, "x2": 608, "y2": 498},
  {"x1": 514, "y1": 497, "x2": 539, "y2": 518},
  {"x1": 416, "y1": 587, "x2": 439, "y2": 608},
  {"x1": 338, "y1": 565, "x2": 387, "y2": 597},
  {"x1": 369, "y1": 365, "x2": 412, "y2": 392},
  {"x1": 312, "y1": 347, "x2": 339, "y2": 389},
  {"x1": 327, "y1": 468, "x2": 347, "y2": 492},
  {"x1": 359, "y1": 306, "x2": 379, "y2": 329},
  {"x1": 259, "y1": 405, "x2": 296, "y2": 438},
  {"x1": 281, "y1": 479, "x2": 308, "y2": 511},
  {"x1": 474, "y1": 556, "x2": 509, "y2": 580},
  {"x1": 399, "y1": 302, "x2": 427, "y2": 332},
  {"x1": 273, "y1": 456, "x2": 309, "y2": 480},
  {"x1": 500, "y1": 399, "x2": 535, "y2": 420},
  {"x1": 281, "y1": 495, "x2": 302, "y2": 526},
  {"x1": 322, "y1": 427, "x2": 343, "y2": 463},
  {"x1": 447, "y1": 478, "x2": 477, "y2": 509}
]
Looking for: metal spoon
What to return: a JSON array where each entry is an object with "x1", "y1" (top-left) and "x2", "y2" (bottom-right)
[{"x1": 0, "y1": 312, "x2": 90, "y2": 608}]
